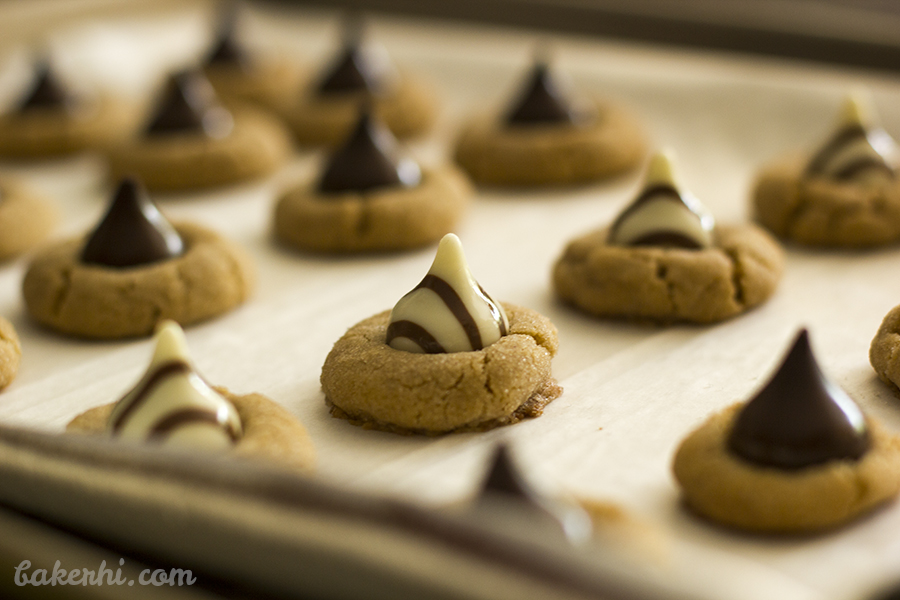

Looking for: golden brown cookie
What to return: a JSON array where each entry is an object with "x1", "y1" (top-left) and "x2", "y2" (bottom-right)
[
  {"x1": 752, "y1": 95, "x2": 900, "y2": 248},
  {"x1": 67, "y1": 388, "x2": 314, "y2": 473},
  {"x1": 0, "y1": 178, "x2": 57, "y2": 260},
  {"x1": 205, "y1": 59, "x2": 303, "y2": 109},
  {"x1": 869, "y1": 304, "x2": 900, "y2": 392},
  {"x1": 107, "y1": 104, "x2": 292, "y2": 192},
  {"x1": 553, "y1": 224, "x2": 784, "y2": 323},
  {"x1": 0, "y1": 317, "x2": 21, "y2": 391},
  {"x1": 22, "y1": 222, "x2": 254, "y2": 339},
  {"x1": 673, "y1": 403, "x2": 900, "y2": 533},
  {"x1": 753, "y1": 154, "x2": 900, "y2": 248},
  {"x1": 454, "y1": 99, "x2": 646, "y2": 187},
  {"x1": 321, "y1": 303, "x2": 561, "y2": 434},
  {"x1": 277, "y1": 75, "x2": 437, "y2": 147},
  {"x1": 275, "y1": 165, "x2": 470, "y2": 253},
  {"x1": 0, "y1": 96, "x2": 137, "y2": 159}
]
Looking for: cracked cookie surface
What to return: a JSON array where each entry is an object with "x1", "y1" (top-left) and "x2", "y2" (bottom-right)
[
  {"x1": 321, "y1": 303, "x2": 561, "y2": 434},
  {"x1": 552, "y1": 224, "x2": 783, "y2": 323},
  {"x1": 67, "y1": 387, "x2": 315, "y2": 473},
  {"x1": 22, "y1": 222, "x2": 254, "y2": 339},
  {"x1": 753, "y1": 154, "x2": 900, "y2": 247},
  {"x1": 454, "y1": 100, "x2": 645, "y2": 186},
  {"x1": 673, "y1": 403, "x2": 900, "y2": 533},
  {"x1": 274, "y1": 166, "x2": 471, "y2": 253}
]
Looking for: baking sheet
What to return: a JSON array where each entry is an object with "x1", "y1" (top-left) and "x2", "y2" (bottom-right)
[{"x1": 1, "y1": 4, "x2": 900, "y2": 599}]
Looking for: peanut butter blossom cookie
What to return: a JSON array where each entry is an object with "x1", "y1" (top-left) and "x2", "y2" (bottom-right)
[
  {"x1": 454, "y1": 59, "x2": 646, "y2": 186},
  {"x1": 0, "y1": 178, "x2": 57, "y2": 260},
  {"x1": 22, "y1": 177, "x2": 254, "y2": 338},
  {"x1": 553, "y1": 151, "x2": 783, "y2": 323},
  {"x1": 107, "y1": 68, "x2": 292, "y2": 191},
  {"x1": 68, "y1": 321, "x2": 314, "y2": 471},
  {"x1": 673, "y1": 329, "x2": 900, "y2": 533},
  {"x1": 753, "y1": 94, "x2": 900, "y2": 247},
  {"x1": 274, "y1": 27, "x2": 436, "y2": 146},
  {"x1": 321, "y1": 233, "x2": 561, "y2": 434},
  {"x1": 869, "y1": 304, "x2": 900, "y2": 394},
  {"x1": 0, "y1": 317, "x2": 21, "y2": 391},
  {"x1": 202, "y1": 8, "x2": 301, "y2": 109},
  {"x1": 0, "y1": 61, "x2": 135, "y2": 159},
  {"x1": 274, "y1": 109, "x2": 469, "y2": 253}
]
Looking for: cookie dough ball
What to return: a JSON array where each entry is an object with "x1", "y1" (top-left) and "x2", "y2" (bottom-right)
[
  {"x1": 752, "y1": 94, "x2": 900, "y2": 248},
  {"x1": 454, "y1": 61, "x2": 645, "y2": 186},
  {"x1": 275, "y1": 110, "x2": 469, "y2": 253},
  {"x1": 107, "y1": 69, "x2": 292, "y2": 192},
  {"x1": 0, "y1": 63, "x2": 136, "y2": 159},
  {"x1": 0, "y1": 178, "x2": 57, "y2": 260},
  {"x1": 674, "y1": 330, "x2": 900, "y2": 533},
  {"x1": 0, "y1": 317, "x2": 21, "y2": 391},
  {"x1": 274, "y1": 35, "x2": 436, "y2": 146},
  {"x1": 554, "y1": 152, "x2": 783, "y2": 323},
  {"x1": 23, "y1": 179, "x2": 254, "y2": 339}
]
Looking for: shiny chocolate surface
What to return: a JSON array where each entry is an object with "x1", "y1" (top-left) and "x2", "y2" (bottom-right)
[{"x1": 727, "y1": 329, "x2": 870, "y2": 470}]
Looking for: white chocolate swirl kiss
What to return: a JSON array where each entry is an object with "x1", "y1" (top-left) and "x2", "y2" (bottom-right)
[
  {"x1": 387, "y1": 234, "x2": 508, "y2": 354},
  {"x1": 608, "y1": 150, "x2": 714, "y2": 250},
  {"x1": 107, "y1": 321, "x2": 242, "y2": 450},
  {"x1": 806, "y1": 94, "x2": 898, "y2": 185}
]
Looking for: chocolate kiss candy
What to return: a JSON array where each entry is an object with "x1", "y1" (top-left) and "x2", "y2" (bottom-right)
[
  {"x1": 205, "y1": 4, "x2": 249, "y2": 69},
  {"x1": 17, "y1": 63, "x2": 71, "y2": 112},
  {"x1": 475, "y1": 445, "x2": 592, "y2": 545},
  {"x1": 316, "y1": 25, "x2": 389, "y2": 95},
  {"x1": 81, "y1": 178, "x2": 184, "y2": 268},
  {"x1": 806, "y1": 93, "x2": 897, "y2": 184},
  {"x1": 479, "y1": 444, "x2": 535, "y2": 501},
  {"x1": 727, "y1": 329, "x2": 870, "y2": 470},
  {"x1": 318, "y1": 110, "x2": 420, "y2": 193},
  {"x1": 505, "y1": 62, "x2": 577, "y2": 126},
  {"x1": 145, "y1": 70, "x2": 233, "y2": 139},
  {"x1": 608, "y1": 150, "x2": 715, "y2": 249},
  {"x1": 107, "y1": 321, "x2": 242, "y2": 450},
  {"x1": 386, "y1": 233, "x2": 508, "y2": 354}
]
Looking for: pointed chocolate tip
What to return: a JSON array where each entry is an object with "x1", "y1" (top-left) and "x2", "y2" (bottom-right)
[
  {"x1": 505, "y1": 62, "x2": 576, "y2": 126},
  {"x1": 18, "y1": 63, "x2": 71, "y2": 112},
  {"x1": 316, "y1": 24, "x2": 391, "y2": 96},
  {"x1": 145, "y1": 70, "x2": 232, "y2": 138},
  {"x1": 479, "y1": 445, "x2": 534, "y2": 500},
  {"x1": 205, "y1": 4, "x2": 248, "y2": 67},
  {"x1": 727, "y1": 329, "x2": 870, "y2": 470},
  {"x1": 317, "y1": 110, "x2": 420, "y2": 193},
  {"x1": 81, "y1": 177, "x2": 185, "y2": 268}
]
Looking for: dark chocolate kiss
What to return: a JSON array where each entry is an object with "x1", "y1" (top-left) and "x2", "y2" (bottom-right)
[
  {"x1": 316, "y1": 39, "x2": 385, "y2": 95},
  {"x1": 478, "y1": 445, "x2": 537, "y2": 502},
  {"x1": 505, "y1": 62, "x2": 577, "y2": 126},
  {"x1": 145, "y1": 70, "x2": 233, "y2": 138},
  {"x1": 81, "y1": 178, "x2": 184, "y2": 268},
  {"x1": 318, "y1": 110, "x2": 420, "y2": 193},
  {"x1": 205, "y1": 5, "x2": 249, "y2": 69},
  {"x1": 17, "y1": 63, "x2": 71, "y2": 112},
  {"x1": 727, "y1": 329, "x2": 870, "y2": 470}
]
